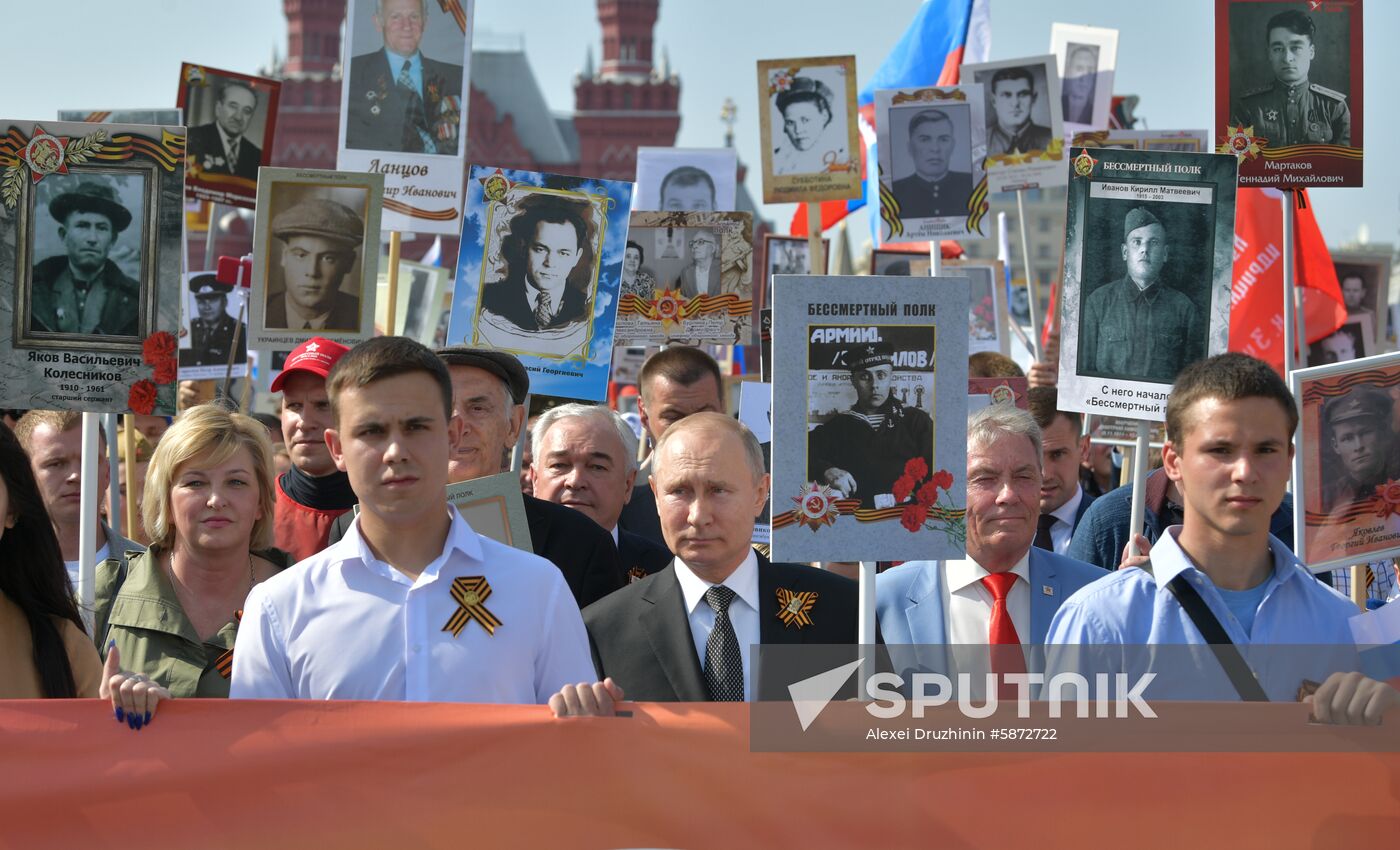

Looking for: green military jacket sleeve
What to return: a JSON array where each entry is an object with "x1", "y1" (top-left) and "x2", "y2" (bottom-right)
[{"x1": 93, "y1": 547, "x2": 292, "y2": 698}]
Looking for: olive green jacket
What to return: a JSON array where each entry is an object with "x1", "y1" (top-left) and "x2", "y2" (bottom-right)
[{"x1": 92, "y1": 547, "x2": 291, "y2": 698}]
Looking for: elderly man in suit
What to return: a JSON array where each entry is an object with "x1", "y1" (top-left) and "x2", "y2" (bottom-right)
[
  {"x1": 186, "y1": 80, "x2": 262, "y2": 180},
  {"x1": 265, "y1": 198, "x2": 364, "y2": 332},
  {"x1": 551, "y1": 413, "x2": 860, "y2": 714},
  {"x1": 876, "y1": 404, "x2": 1103, "y2": 693},
  {"x1": 345, "y1": 0, "x2": 464, "y2": 154},
  {"x1": 675, "y1": 230, "x2": 722, "y2": 298},
  {"x1": 31, "y1": 179, "x2": 140, "y2": 337}
]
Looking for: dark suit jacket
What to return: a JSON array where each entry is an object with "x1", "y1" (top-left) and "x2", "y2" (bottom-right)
[
  {"x1": 1071, "y1": 490, "x2": 1096, "y2": 538},
  {"x1": 185, "y1": 122, "x2": 261, "y2": 181},
  {"x1": 618, "y1": 481, "x2": 664, "y2": 546},
  {"x1": 30, "y1": 256, "x2": 140, "y2": 336},
  {"x1": 617, "y1": 528, "x2": 672, "y2": 583},
  {"x1": 676, "y1": 262, "x2": 722, "y2": 299},
  {"x1": 345, "y1": 50, "x2": 464, "y2": 155},
  {"x1": 325, "y1": 493, "x2": 624, "y2": 609},
  {"x1": 891, "y1": 171, "x2": 973, "y2": 220},
  {"x1": 480, "y1": 274, "x2": 588, "y2": 332},
  {"x1": 583, "y1": 555, "x2": 861, "y2": 702},
  {"x1": 265, "y1": 289, "x2": 361, "y2": 332}
]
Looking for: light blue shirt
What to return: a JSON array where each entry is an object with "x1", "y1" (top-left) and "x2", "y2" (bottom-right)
[
  {"x1": 1217, "y1": 580, "x2": 1270, "y2": 638},
  {"x1": 385, "y1": 48, "x2": 423, "y2": 98},
  {"x1": 1046, "y1": 527, "x2": 1360, "y2": 701}
]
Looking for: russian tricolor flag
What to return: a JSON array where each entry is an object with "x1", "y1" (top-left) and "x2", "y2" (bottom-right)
[{"x1": 792, "y1": 0, "x2": 991, "y2": 237}]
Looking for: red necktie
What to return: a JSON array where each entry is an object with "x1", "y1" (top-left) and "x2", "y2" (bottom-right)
[{"x1": 980, "y1": 572, "x2": 1026, "y2": 701}]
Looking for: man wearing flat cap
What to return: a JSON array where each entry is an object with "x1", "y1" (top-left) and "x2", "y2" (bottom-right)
[
  {"x1": 31, "y1": 179, "x2": 140, "y2": 337},
  {"x1": 181, "y1": 274, "x2": 244, "y2": 367},
  {"x1": 1079, "y1": 206, "x2": 1204, "y2": 384},
  {"x1": 1322, "y1": 387, "x2": 1400, "y2": 513},
  {"x1": 265, "y1": 198, "x2": 365, "y2": 332},
  {"x1": 807, "y1": 340, "x2": 935, "y2": 509}
]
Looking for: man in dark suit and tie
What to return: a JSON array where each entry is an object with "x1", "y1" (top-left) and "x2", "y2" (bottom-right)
[
  {"x1": 186, "y1": 80, "x2": 263, "y2": 181},
  {"x1": 530, "y1": 403, "x2": 672, "y2": 584},
  {"x1": 345, "y1": 0, "x2": 464, "y2": 155},
  {"x1": 675, "y1": 230, "x2": 723, "y2": 298},
  {"x1": 550, "y1": 413, "x2": 860, "y2": 713},
  {"x1": 890, "y1": 109, "x2": 973, "y2": 221},
  {"x1": 1027, "y1": 388, "x2": 1096, "y2": 555},
  {"x1": 479, "y1": 196, "x2": 593, "y2": 333}
]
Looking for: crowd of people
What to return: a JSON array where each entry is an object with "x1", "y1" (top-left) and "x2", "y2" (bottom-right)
[{"x1": 1, "y1": 336, "x2": 1396, "y2": 728}]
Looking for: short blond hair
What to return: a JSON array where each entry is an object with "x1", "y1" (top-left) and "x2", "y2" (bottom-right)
[
  {"x1": 13, "y1": 410, "x2": 86, "y2": 455},
  {"x1": 142, "y1": 403, "x2": 276, "y2": 551}
]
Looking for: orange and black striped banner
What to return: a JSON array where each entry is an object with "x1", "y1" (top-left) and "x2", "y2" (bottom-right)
[
  {"x1": 772, "y1": 500, "x2": 965, "y2": 530},
  {"x1": 618, "y1": 292, "x2": 751, "y2": 319},
  {"x1": 1261, "y1": 144, "x2": 1363, "y2": 161},
  {"x1": 383, "y1": 197, "x2": 458, "y2": 221},
  {"x1": 1300, "y1": 367, "x2": 1400, "y2": 405}
]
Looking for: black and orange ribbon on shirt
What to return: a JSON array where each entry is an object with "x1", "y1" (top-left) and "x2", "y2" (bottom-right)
[{"x1": 443, "y1": 576, "x2": 502, "y2": 637}]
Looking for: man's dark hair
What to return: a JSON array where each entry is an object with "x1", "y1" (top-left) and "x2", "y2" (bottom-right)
[
  {"x1": 500, "y1": 196, "x2": 594, "y2": 289},
  {"x1": 658, "y1": 166, "x2": 716, "y2": 206},
  {"x1": 990, "y1": 67, "x2": 1037, "y2": 95},
  {"x1": 326, "y1": 336, "x2": 453, "y2": 424},
  {"x1": 1165, "y1": 353, "x2": 1298, "y2": 446},
  {"x1": 1265, "y1": 10, "x2": 1315, "y2": 43},
  {"x1": 639, "y1": 345, "x2": 723, "y2": 404},
  {"x1": 1027, "y1": 386, "x2": 1081, "y2": 436},
  {"x1": 216, "y1": 80, "x2": 259, "y2": 107},
  {"x1": 908, "y1": 109, "x2": 954, "y2": 138},
  {"x1": 626, "y1": 239, "x2": 644, "y2": 265},
  {"x1": 968, "y1": 351, "x2": 1025, "y2": 379}
]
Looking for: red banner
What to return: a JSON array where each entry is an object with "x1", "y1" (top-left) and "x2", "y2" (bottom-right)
[{"x1": 0, "y1": 700, "x2": 1397, "y2": 848}]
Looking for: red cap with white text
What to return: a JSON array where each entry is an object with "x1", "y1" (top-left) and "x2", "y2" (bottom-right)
[{"x1": 270, "y1": 337, "x2": 350, "y2": 393}]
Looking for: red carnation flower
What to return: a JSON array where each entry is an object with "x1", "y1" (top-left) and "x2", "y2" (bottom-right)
[
  {"x1": 152, "y1": 358, "x2": 177, "y2": 385},
  {"x1": 128, "y1": 380, "x2": 157, "y2": 415},
  {"x1": 893, "y1": 474, "x2": 915, "y2": 503},
  {"x1": 915, "y1": 480, "x2": 940, "y2": 507},
  {"x1": 904, "y1": 457, "x2": 928, "y2": 481},
  {"x1": 900, "y1": 503, "x2": 926, "y2": 533},
  {"x1": 931, "y1": 469, "x2": 954, "y2": 492},
  {"x1": 142, "y1": 332, "x2": 177, "y2": 366}
]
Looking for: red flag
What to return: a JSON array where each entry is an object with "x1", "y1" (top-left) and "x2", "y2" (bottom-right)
[{"x1": 1228, "y1": 188, "x2": 1345, "y2": 373}]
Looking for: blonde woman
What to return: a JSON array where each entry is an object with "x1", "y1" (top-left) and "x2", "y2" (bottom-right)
[{"x1": 93, "y1": 404, "x2": 290, "y2": 723}]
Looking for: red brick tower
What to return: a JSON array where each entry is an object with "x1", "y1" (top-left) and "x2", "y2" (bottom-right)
[{"x1": 270, "y1": 0, "x2": 345, "y2": 169}]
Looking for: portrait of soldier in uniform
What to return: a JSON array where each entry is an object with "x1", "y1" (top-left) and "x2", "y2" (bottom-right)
[
  {"x1": 345, "y1": 0, "x2": 465, "y2": 155},
  {"x1": 1079, "y1": 206, "x2": 1204, "y2": 384},
  {"x1": 479, "y1": 195, "x2": 594, "y2": 334},
  {"x1": 264, "y1": 197, "x2": 366, "y2": 332},
  {"x1": 890, "y1": 108, "x2": 973, "y2": 220},
  {"x1": 186, "y1": 80, "x2": 263, "y2": 180},
  {"x1": 1320, "y1": 387, "x2": 1400, "y2": 513},
  {"x1": 1230, "y1": 9, "x2": 1350, "y2": 147},
  {"x1": 181, "y1": 274, "x2": 246, "y2": 367},
  {"x1": 984, "y1": 66, "x2": 1052, "y2": 156},
  {"x1": 807, "y1": 340, "x2": 934, "y2": 509},
  {"x1": 30, "y1": 178, "x2": 141, "y2": 338}
]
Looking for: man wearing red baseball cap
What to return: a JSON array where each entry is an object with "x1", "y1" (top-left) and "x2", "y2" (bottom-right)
[{"x1": 272, "y1": 336, "x2": 356, "y2": 560}]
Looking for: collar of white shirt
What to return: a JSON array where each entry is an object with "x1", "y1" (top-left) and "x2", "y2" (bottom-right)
[
  {"x1": 609, "y1": 524, "x2": 619, "y2": 546},
  {"x1": 674, "y1": 548, "x2": 760, "y2": 618},
  {"x1": 337, "y1": 506, "x2": 484, "y2": 586},
  {"x1": 525, "y1": 276, "x2": 567, "y2": 312},
  {"x1": 945, "y1": 550, "x2": 1031, "y2": 596},
  {"x1": 216, "y1": 124, "x2": 242, "y2": 160},
  {"x1": 1049, "y1": 485, "x2": 1083, "y2": 530}
]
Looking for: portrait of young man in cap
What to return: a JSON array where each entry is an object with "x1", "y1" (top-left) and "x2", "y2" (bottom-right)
[
  {"x1": 29, "y1": 176, "x2": 142, "y2": 338},
  {"x1": 264, "y1": 195, "x2": 367, "y2": 332},
  {"x1": 1078, "y1": 205, "x2": 1204, "y2": 384},
  {"x1": 180, "y1": 273, "x2": 246, "y2": 368},
  {"x1": 1320, "y1": 387, "x2": 1400, "y2": 513}
]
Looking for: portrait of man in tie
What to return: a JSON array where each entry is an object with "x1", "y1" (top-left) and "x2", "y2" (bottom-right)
[
  {"x1": 478, "y1": 195, "x2": 595, "y2": 336},
  {"x1": 344, "y1": 0, "x2": 466, "y2": 156},
  {"x1": 178, "y1": 65, "x2": 280, "y2": 209},
  {"x1": 185, "y1": 80, "x2": 264, "y2": 181}
]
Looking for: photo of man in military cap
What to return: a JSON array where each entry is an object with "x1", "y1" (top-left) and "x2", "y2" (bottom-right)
[
  {"x1": 1078, "y1": 205, "x2": 1205, "y2": 384},
  {"x1": 264, "y1": 196, "x2": 366, "y2": 331},
  {"x1": 807, "y1": 337, "x2": 934, "y2": 509},
  {"x1": 180, "y1": 273, "x2": 246, "y2": 368},
  {"x1": 1321, "y1": 387, "x2": 1400, "y2": 513},
  {"x1": 1229, "y1": 8, "x2": 1350, "y2": 147},
  {"x1": 30, "y1": 177, "x2": 141, "y2": 338}
]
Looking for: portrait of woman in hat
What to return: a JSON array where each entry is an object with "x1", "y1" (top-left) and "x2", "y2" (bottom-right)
[
  {"x1": 770, "y1": 73, "x2": 850, "y2": 176},
  {"x1": 29, "y1": 175, "x2": 143, "y2": 339}
]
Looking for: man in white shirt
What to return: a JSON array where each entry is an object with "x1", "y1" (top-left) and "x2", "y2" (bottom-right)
[
  {"x1": 1027, "y1": 387, "x2": 1096, "y2": 555},
  {"x1": 232, "y1": 337, "x2": 595, "y2": 702},
  {"x1": 529, "y1": 403, "x2": 671, "y2": 583}
]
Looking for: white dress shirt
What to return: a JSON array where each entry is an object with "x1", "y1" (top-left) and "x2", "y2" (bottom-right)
[
  {"x1": 1047, "y1": 485, "x2": 1084, "y2": 556},
  {"x1": 673, "y1": 550, "x2": 760, "y2": 701},
  {"x1": 231, "y1": 507, "x2": 596, "y2": 703},
  {"x1": 942, "y1": 551, "x2": 1031, "y2": 647}
]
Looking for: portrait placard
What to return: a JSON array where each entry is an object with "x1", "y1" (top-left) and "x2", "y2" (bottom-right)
[
  {"x1": 338, "y1": 0, "x2": 474, "y2": 233},
  {"x1": 0, "y1": 119, "x2": 186, "y2": 415},
  {"x1": 375, "y1": 257, "x2": 450, "y2": 344},
  {"x1": 1072, "y1": 129, "x2": 1212, "y2": 152},
  {"x1": 759, "y1": 233, "x2": 828, "y2": 375},
  {"x1": 1290, "y1": 352, "x2": 1400, "y2": 572},
  {"x1": 635, "y1": 147, "x2": 738, "y2": 212},
  {"x1": 445, "y1": 165, "x2": 635, "y2": 402},
  {"x1": 58, "y1": 109, "x2": 184, "y2": 125},
  {"x1": 962, "y1": 55, "x2": 1066, "y2": 193},
  {"x1": 1216, "y1": 0, "x2": 1363, "y2": 188},
  {"x1": 1057, "y1": 147, "x2": 1238, "y2": 421},
  {"x1": 771, "y1": 275, "x2": 968, "y2": 563},
  {"x1": 178, "y1": 270, "x2": 248, "y2": 381},
  {"x1": 875, "y1": 84, "x2": 988, "y2": 241},
  {"x1": 738, "y1": 381, "x2": 773, "y2": 545},
  {"x1": 248, "y1": 167, "x2": 384, "y2": 349},
  {"x1": 177, "y1": 64, "x2": 281, "y2": 210},
  {"x1": 614, "y1": 211, "x2": 753, "y2": 346},
  {"x1": 1050, "y1": 24, "x2": 1119, "y2": 133},
  {"x1": 869, "y1": 254, "x2": 1010, "y2": 357},
  {"x1": 1306, "y1": 312, "x2": 1374, "y2": 368},
  {"x1": 1331, "y1": 250, "x2": 1393, "y2": 348},
  {"x1": 757, "y1": 55, "x2": 861, "y2": 204},
  {"x1": 445, "y1": 472, "x2": 533, "y2": 553}
]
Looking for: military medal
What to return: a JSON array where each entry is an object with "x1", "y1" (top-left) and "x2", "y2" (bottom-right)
[
  {"x1": 775, "y1": 587, "x2": 817, "y2": 630},
  {"x1": 443, "y1": 576, "x2": 502, "y2": 637}
]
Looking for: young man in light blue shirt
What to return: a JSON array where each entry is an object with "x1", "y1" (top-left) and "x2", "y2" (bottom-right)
[{"x1": 1048, "y1": 353, "x2": 1399, "y2": 723}]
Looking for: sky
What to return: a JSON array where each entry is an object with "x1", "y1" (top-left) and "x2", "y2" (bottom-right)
[{"x1": 1, "y1": 0, "x2": 1393, "y2": 248}]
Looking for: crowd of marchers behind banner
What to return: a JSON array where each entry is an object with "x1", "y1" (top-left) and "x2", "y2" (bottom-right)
[{"x1": 1, "y1": 336, "x2": 1396, "y2": 728}]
